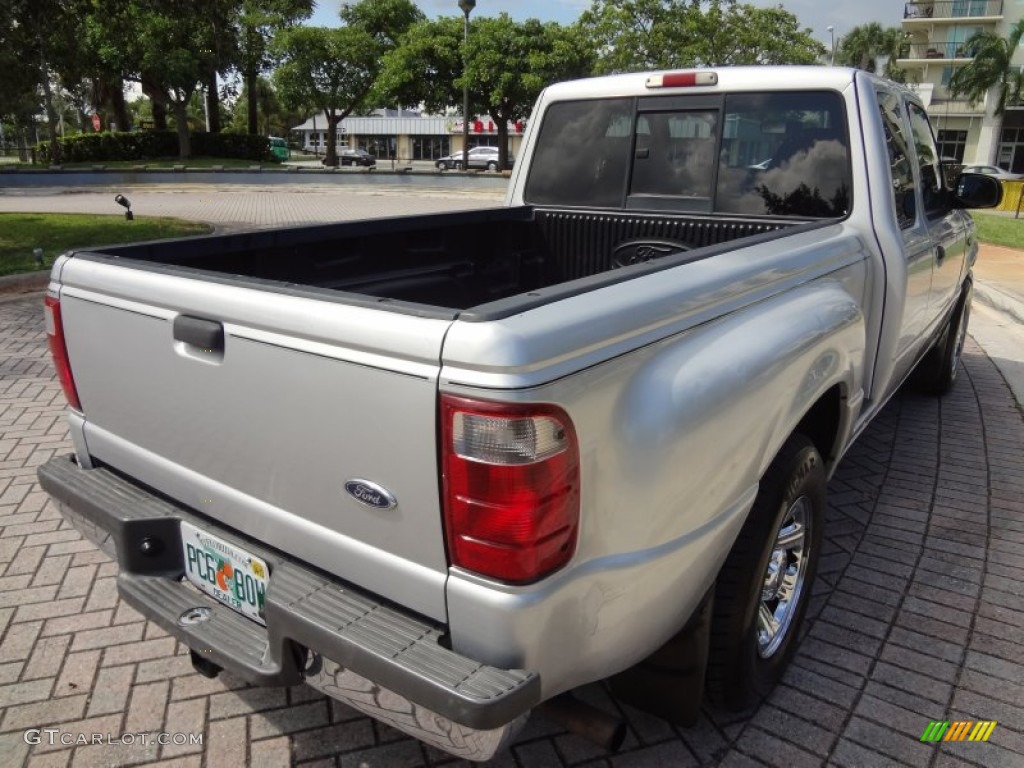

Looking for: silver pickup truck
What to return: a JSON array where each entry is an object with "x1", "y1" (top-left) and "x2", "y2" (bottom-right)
[{"x1": 38, "y1": 67, "x2": 1000, "y2": 760}]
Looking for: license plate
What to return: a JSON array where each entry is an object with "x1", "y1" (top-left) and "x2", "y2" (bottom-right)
[{"x1": 180, "y1": 521, "x2": 269, "y2": 626}]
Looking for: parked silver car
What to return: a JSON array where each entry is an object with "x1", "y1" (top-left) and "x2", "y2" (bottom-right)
[
  {"x1": 961, "y1": 164, "x2": 1021, "y2": 180},
  {"x1": 436, "y1": 146, "x2": 512, "y2": 171}
]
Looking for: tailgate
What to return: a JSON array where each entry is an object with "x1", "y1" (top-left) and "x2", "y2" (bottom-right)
[{"x1": 57, "y1": 255, "x2": 453, "y2": 621}]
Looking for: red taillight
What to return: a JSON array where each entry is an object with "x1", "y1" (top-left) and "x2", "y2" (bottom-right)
[
  {"x1": 44, "y1": 295, "x2": 81, "y2": 410},
  {"x1": 441, "y1": 395, "x2": 580, "y2": 584}
]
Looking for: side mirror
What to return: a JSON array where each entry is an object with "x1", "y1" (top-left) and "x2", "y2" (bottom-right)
[{"x1": 951, "y1": 172, "x2": 1003, "y2": 209}]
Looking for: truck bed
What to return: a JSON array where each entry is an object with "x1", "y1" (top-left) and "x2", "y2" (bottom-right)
[{"x1": 81, "y1": 207, "x2": 813, "y2": 319}]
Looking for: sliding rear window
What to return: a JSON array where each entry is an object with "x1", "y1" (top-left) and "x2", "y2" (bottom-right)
[{"x1": 524, "y1": 91, "x2": 851, "y2": 219}]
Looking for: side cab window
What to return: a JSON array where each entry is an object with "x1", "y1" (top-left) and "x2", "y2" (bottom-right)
[
  {"x1": 906, "y1": 103, "x2": 948, "y2": 219},
  {"x1": 876, "y1": 90, "x2": 917, "y2": 229}
]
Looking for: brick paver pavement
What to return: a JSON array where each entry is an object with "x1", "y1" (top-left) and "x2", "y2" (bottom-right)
[{"x1": 0, "y1": 289, "x2": 1022, "y2": 765}]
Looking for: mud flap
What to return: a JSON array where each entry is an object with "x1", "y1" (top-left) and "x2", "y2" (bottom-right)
[{"x1": 608, "y1": 586, "x2": 713, "y2": 726}]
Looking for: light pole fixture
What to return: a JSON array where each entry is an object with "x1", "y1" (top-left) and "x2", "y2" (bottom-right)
[
  {"x1": 459, "y1": 0, "x2": 476, "y2": 172},
  {"x1": 827, "y1": 26, "x2": 835, "y2": 67}
]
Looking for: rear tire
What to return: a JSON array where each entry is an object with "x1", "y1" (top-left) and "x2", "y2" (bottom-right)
[
  {"x1": 706, "y1": 434, "x2": 825, "y2": 711},
  {"x1": 917, "y1": 281, "x2": 972, "y2": 396},
  {"x1": 487, "y1": 161, "x2": 498, "y2": 171}
]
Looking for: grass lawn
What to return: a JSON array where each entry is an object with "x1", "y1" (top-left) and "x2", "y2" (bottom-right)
[
  {"x1": 0, "y1": 213, "x2": 212, "y2": 276},
  {"x1": 970, "y1": 211, "x2": 1024, "y2": 250}
]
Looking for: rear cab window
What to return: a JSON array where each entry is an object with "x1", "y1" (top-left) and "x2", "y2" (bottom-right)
[{"x1": 524, "y1": 91, "x2": 851, "y2": 219}]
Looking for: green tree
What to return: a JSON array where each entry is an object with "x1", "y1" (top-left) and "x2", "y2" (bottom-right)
[
  {"x1": 232, "y1": 0, "x2": 314, "y2": 136},
  {"x1": 836, "y1": 23, "x2": 907, "y2": 81},
  {"x1": 466, "y1": 15, "x2": 595, "y2": 169},
  {"x1": 272, "y1": 0, "x2": 422, "y2": 166},
  {"x1": 3, "y1": 0, "x2": 85, "y2": 163},
  {"x1": 0, "y1": 2, "x2": 43, "y2": 157},
  {"x1": 579, "y1": 0, "x2": 823, "y2": 74},
  {"x1": 226, "y1": 77, "x2": 300, "y2": 136},
  {"x1": 375, "y1": 17, "x2": 475, "y2": 117},
  {"x1": 949, "y1": 19, "x2": 1024, "y2": 115},
  {"x1": 86, "y1": 0, "x2": 235, "y2": 157},
  {"x1": 5, "y1": 0, "x2": 143, "y2": 158},
  {"x1": 720, "y1": 5, "x2": 827, "y2": 66},
  {"x1": 378, "y1": 14, "x2": 594, "y2": 170},
  {"x1": 577, "y1": 0, "x2": 677, "y2": 73},
  {"x1": 50, "y1": 1, "x2": 134, "y2": 133}
]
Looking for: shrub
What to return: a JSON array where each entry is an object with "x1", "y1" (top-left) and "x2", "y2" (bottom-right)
[
  {"x1": 36, "y1": 131, "x2": 273, "y2": 163},
  {"x1": 191, "y1": 132, "x2": 275, "y2": 162}
]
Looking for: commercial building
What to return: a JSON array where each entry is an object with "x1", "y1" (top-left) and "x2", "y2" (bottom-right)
[
  {"x1": 289, "y1": 109, "x2": 525, "y2": 163},
  {"x1": 898, "y1": 0, "x2": 1024, "y2": 171}
]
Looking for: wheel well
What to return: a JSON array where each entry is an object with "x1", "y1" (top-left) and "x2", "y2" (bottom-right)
[{"x1": 794, "y1": 386, "x2": 841, "y2": 466}]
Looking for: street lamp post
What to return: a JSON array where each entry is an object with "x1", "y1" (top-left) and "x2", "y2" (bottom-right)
[
  {"x1": 459, "y1": 0, "x2": 475, "y2": 172},
  {"x1": 827, "y1": 25, "x2": 836, "y2": 66}
]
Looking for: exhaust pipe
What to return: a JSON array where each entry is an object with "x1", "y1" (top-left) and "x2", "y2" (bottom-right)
[
  {"x1": 539, "y1": 693, "x2": 627, "y2": 752},
  {"x1": 189, "y1": 650, "x2": 222, "y2": 679}
]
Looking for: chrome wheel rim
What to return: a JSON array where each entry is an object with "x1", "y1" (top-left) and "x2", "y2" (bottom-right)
[{"x1": 757, "y1": 496, "x2": 811, "y2": 659}]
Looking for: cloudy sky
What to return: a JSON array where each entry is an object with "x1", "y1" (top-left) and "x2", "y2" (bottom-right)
[{"x1": 310, "y1": 0, "x2": 900, "y2": 51}]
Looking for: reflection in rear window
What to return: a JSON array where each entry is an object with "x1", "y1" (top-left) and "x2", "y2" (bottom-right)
[
  {"x1": 716, "y1": 92, "x2": 849, "y2": 217},
  {"x1": 631, "y1": 111, "x2": 718, "y2": 201},
  {"x1": 524, "y1": 98, "x2": 633, "y2": 208},
  {"x1": 524, "y1": 92, "x2": 851, "y2": 219}
]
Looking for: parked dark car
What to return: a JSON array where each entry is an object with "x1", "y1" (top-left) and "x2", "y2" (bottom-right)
[{"x1": 340, "y1": 148, "x2": 376, "y2": 167}]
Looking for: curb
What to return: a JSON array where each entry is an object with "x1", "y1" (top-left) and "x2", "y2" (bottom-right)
[
  {"x1": 0, "y1": 270, "x2": 48, "y2": 295},
  {"x1": 974, "y1": 280, "x2": 1024, "y2": 326}
]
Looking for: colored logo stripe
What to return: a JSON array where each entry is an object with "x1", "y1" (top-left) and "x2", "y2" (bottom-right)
[
  {"x1": 969, "y1": 721, "x2": 998, "y2": 742},
  {"x1": 921, "y1": 721, "x2": 997, "y2": 742},
  {"x1": 944, "y1": 722, "x2": 973, "y2": 741}
]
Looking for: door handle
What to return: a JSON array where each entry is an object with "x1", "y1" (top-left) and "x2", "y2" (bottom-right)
[
  {"x1": 173, "y1": 315, "x2": 224, "y2": 353},
  {"x1": 935, "y1": 245, "x2": 946, "y2": 265}
]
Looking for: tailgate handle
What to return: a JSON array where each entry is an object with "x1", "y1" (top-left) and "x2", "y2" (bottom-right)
[{"x1": 173, "y1": 315, "x2": 224, "y2": 352}]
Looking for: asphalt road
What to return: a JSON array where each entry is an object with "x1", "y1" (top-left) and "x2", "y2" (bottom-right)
[{"x1": 0, "y1": 185, "x2": 1022, "y2": 767}]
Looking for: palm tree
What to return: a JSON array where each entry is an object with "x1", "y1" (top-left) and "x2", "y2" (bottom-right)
[
  {"x1": 948, "y1": 19, "x2": 1024, "y2": 115},
  {"x1": 836, "y1": 23, "x2": 908, "y2": 82}
]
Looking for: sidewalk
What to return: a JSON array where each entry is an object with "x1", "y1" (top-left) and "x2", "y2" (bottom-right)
[
  {"x1": 975, "y1": 243, "x2": 1024, "y2": 324},
  {"x1": 972, "y1": 243, "x2": 1024, "y2": 406}
]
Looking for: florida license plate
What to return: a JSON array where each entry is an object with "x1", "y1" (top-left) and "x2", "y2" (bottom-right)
[{"x1": 180, "y1": 521, "x2": 269, "y2": 626}]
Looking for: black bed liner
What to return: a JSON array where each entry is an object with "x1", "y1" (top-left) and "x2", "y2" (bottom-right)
[{"x1": 76, "y1": 206, "x2": 829, "y2": 321}]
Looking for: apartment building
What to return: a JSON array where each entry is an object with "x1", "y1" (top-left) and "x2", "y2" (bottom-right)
[{"x1": 898, "y1": 0, "x2": 1024, "y2": 171}]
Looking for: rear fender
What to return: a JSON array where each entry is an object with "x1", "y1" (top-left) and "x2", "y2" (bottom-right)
[{"x1": 444, "y1": 277, "x2": 865, "y2": 698}]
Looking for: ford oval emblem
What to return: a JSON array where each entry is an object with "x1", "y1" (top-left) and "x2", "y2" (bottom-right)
[{"x1": 344, "y1": 479, "x2": 397, "y2": 510}]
